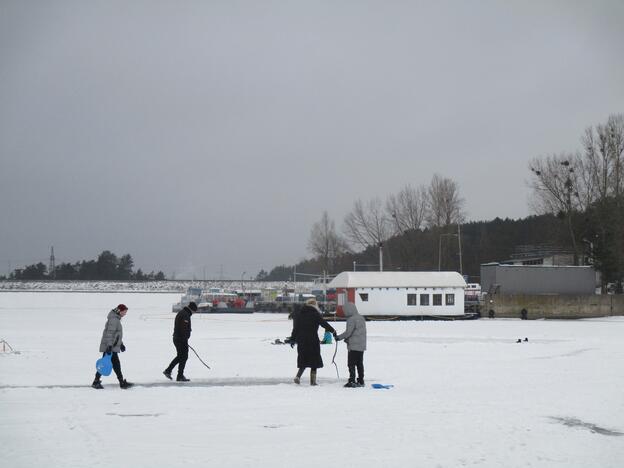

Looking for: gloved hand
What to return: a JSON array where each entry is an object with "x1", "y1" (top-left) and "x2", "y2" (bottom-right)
[
  {"x1": 290, "y1": 342, "x2": 295, "y2": 348},
  {"x1": 335, "y1": 335, "x2": 341, "y2": 341},
  {"x1": 332, "y1": 331, "x2": 338, "y2": 338},
  {"x1": 105, "y1": 345, "x2": 112, "y2": 354},
  {"x1": 120, "y1": 344, "x2": 126, "y2": 352}
]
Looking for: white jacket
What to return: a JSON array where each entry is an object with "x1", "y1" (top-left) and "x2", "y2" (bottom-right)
[{"x1": 337, "y1": 303, "x2": 367, "y2": 351}]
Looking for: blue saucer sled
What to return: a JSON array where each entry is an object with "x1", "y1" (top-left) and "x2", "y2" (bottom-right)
[
  {"x1": 371, "y1": 383, "x2": 394, "y2": 389},
  {"x1": 96, "y1": 353, "x2": 113, "y2": 376}
]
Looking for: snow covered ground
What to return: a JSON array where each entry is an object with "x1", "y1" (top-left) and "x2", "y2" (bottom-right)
[{"x1": 1, "y1": 292, "x2": 623, "y2": 468}]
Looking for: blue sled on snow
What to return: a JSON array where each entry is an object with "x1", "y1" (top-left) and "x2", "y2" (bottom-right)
[
  {"x1": 371, "y1": 383, "x2": 394, "y2": 389},
  {"x1": 96, "y1": 353, "x2": 113, "y2": 376}
]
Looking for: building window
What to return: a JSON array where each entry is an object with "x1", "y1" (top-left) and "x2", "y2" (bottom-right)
[
  {"x1": 445, "y1": 293, "x2": 455, "y2": 306},
  {"x1": 359, "y1": 293, "x2": 369, "y2": 302},
  {"x1": 407, "y1": 294, "x2": 417, "y2": 306},
  {"x1": 420, "y1": 294, "x2": 429, "y2": 306},
  {"x1": 337, "y1": 294, "x2": 345, "y2": 306},
  {"x1": 433, "y1": 294, "x2": 442, "y2": 306}
]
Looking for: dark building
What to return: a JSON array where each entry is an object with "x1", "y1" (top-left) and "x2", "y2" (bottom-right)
[{"x1": 481, "y1": 263, "x2": 597, "y2": 295}]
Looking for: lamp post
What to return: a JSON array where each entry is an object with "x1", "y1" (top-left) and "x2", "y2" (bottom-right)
[{"x1": 438, "y1": 227, "x2": 463, "y2": 274}]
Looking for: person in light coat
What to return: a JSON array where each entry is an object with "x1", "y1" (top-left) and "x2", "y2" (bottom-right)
[
  {"x1": 91, "y1": 304, "x2": 133, "y2": 389},
  {"x1": 336, "y1": 302, "x2": 367, "y2": 387}
]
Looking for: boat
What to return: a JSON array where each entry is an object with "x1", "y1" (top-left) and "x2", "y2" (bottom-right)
[
  {"x1": 172, "y1": 287, "x2": 254, "y2": 314},
  {"x1": 172, "y1": 287, "x2": 203, "y2": 313}
]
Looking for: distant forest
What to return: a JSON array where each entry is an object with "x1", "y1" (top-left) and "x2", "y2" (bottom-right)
[
  {"x1": 259, "y1": 213, "x2": 582, "y2": 282},
  {"x1": 3, "y1": 250, "x2": 165, "y2": 281}
]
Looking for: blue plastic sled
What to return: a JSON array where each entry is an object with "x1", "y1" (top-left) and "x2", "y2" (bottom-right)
[
  {"x1": 371, "y1": 383, "x2": 394, "y2": 389},
  {"x1": 96, "y1": 353, "x2": 113, "y2": 376}
]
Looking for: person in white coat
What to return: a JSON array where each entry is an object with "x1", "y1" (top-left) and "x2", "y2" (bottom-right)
[{"x1": 335, "y1": 302, "x2": 367, "y2": 387}]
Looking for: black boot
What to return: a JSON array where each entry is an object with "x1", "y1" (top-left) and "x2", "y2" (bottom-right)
[
  {"x1": 119, "y1": 379, "x2": 134, "y2": 389},
  {"x1": 163, "y1": 369, "x2": 172, "y2": 380},
  {"x1": 344, "y1": 380, "x2": 357, "y2": 388},
  {"x1": 92, "y1": 379, "x2": 103, "y2": 389},
  {"x1": 356, "y1": 378, "x2": 365, "y2": 387},
  {"x1": 176, "y1": 375, "x2": 190, "y2": 382},
  {"x1": 310, "y1": 370, "x2": 318, "y2": 386}
]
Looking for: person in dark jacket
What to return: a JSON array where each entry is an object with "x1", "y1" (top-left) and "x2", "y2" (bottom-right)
[
  {"x1": 91, "y1": 304, "x2": 133, "y2": 389},
  {"x1": 163, "y1": 301, "x2": 197, "y2": 382},
  {"x1": 289, "y1": 298, "x2": 336, "y2": 386},
  {"x1": 336, "y1": 302, "x2": 367, "y2": 387}
]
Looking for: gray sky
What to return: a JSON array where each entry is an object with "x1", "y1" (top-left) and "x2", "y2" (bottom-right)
[{"x1": 1, "y1": 1, "x2": 623, "y2": 279}]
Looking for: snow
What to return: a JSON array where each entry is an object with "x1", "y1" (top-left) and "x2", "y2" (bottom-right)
[
  {"x1": 1, "y1": 292, "x2": 623, "y2": 468},
  {"x1": 0, "y1": 280, "x2": 315, "y2": 293}
]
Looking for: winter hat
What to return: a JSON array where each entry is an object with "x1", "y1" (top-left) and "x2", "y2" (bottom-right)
[
  {"x1": 117, "y1": 304, "x2": 128, "y2": 311},
  {"x1": 306, "y1": 298, "x2": 318, "y2": 306},
  {"x1": 188, "y1": 302, "x2": 198, "y2": 312}
]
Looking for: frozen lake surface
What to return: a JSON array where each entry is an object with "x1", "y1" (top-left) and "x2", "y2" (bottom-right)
[{"x1": 1, "y1": 292, "x2": 623, "y2": 467}]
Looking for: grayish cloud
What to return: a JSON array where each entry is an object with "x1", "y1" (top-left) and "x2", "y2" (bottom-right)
[{"x1": 1, "y1": 1, "x2": 623, "y2": 278}]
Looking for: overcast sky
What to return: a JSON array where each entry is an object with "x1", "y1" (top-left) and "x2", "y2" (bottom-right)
[{"x1": 1, "y1": 1, "x2": 623, "y2": 279}]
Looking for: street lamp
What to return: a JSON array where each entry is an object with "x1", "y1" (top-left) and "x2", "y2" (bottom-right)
[{"x1": 438, "y1": 224, "x2": 463, "y2": 274}]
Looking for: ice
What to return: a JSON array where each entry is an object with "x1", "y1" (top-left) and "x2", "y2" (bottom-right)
[{"x1": 1, "y1": 292, "x2": 623, "y2": 467}]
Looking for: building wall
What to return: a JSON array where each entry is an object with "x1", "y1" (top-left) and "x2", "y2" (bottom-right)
[
  {"x1": 345, "y1": 286, "x2": 465, "y2": 316},
  {"x1": 484, "y1": 293, "x2": 624, "y2": 319},
  {"x1": 481, "y1": 264, "x2": 596, "y2": 295},
  {"x1": 507, "y1": 253, "x2": 575, "y2": 266}
]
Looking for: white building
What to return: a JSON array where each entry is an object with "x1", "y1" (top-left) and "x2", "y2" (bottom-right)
[{"x1": 328, "y1": 271, "x2": 467, "y2": 317}]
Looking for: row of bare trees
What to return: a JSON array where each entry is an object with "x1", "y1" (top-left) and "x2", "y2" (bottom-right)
[
  {"x1": 308, "y1": 174, "x2": 466, "y2": 273},
  {"x1": 529, "y1": 113, "x2": 624, "y2": 289},
  {"x1": 529, "y1": 115, "x2": 624, "y2": 215}
]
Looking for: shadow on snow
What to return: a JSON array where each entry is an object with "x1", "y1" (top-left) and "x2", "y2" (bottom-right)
[{"x1": 0, "y1": 377, "x2": 306, "y2": 390}]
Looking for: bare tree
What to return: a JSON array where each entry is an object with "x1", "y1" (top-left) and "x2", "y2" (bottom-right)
[
  {"x1": 343, "y1": 198, "x2": 391, "y2": 250},
  {"x1": 386, "y1": 184, "x2": 429, "y2": 234},
  {"x1": 426, "y1": 174, "x2": 465, "y2": 228},
  {"x1": 528, "y1": 114, "x2": 624, "y2": 267},
  {"x1": 308, "y1": 211, "x2": 348, "y2": 273},
  {"x1": 528, "y1": 153, "x2": 585, "y2": 214},
  {"x1": 529, "y1": 153, "x2": 584, "y2": 262},
  {"x1": 583, "y1": 114, "x2": 624, "y2": 199}
]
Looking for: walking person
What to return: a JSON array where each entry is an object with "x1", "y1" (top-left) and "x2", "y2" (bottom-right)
[
  {"x1": 91, "y1": 304, "x2": 133, "y2": 389},
  {"x1": 335, "y1": 302, "x2": 367, "y2": 388},
  {"x1": 163, "y1": 301, "x2": 197, "y2": 382},
  {"x1": 289, "y1": 298, "x2": 336, "y2": 386}
]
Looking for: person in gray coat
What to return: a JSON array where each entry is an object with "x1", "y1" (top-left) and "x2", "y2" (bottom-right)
[
  {"x1": 91, "y1": 304, "x2": 133, "y2": 389},
  {"x1": 335, "y1": 302, "x2": 367, "y2": 387}
]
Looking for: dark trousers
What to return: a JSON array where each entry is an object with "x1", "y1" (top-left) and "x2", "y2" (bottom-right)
[
  {"x1": 165, "y1": 338, "x2": 189, "y2": 377},
  {"x1": 347, "y1": 350, "x2": 364, "y2": 383},
  {"x1": 94, "y1": 352, "x2": 123, "y2": 381}
]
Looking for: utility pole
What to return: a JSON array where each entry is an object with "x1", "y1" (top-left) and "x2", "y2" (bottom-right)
[
  {"x1": 438, "y1": 236, "x2": 442, "y2": 271},
  {"x1": 49, "y1": 246, "x2": 55, "y2": 279},
  {"x1": 457, "y1": 223, "x2": 463, "y2": 275},
  {"x1": 379, "y1": 242, "x2": 383, "y2": 272},
  {"x1": 439, "y1": 230, "x2": 462, "y2": 273}
]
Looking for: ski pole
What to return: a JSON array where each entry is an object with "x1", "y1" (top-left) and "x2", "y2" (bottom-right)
[
  {"x1": 331, "y1": 338, "x2": 339, "y2": 379},
  {"x1": 188, "y1": 344, "x2": 211, "y2": 369}
]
